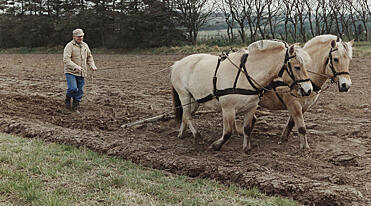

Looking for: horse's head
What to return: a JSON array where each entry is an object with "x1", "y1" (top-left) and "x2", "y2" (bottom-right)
[
  {"x1": 325, "y1": 38, "x2": 354, "y2": 92},
  {"x1": 280, "y1": 44, "x2": 313, "y2": 97}
]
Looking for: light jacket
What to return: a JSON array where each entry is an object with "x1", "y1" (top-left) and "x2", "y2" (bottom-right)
[{"x1": 63, "y1": 40, "x2": 96, "y2": 77}]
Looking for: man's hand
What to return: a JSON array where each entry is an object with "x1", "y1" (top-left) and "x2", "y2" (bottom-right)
[
  {"x1": 76, "y1": 66, "x2": 82, "y2": 71},
  {"x1": 91, "y1": 67, "x2": 97, "y2": 71}
]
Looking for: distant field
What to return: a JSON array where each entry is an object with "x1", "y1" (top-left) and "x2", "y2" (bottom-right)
[
  {"x1": 353, "y1": 41, "x2": 371, "y2": 57},
  {"x1": 198, "y1": 29, "x2": 229, "y2": 38}
]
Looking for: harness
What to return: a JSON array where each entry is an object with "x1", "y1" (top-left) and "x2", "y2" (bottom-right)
[
  {"x1": 326, "y1": 47, "x2": 350, "y2": 82},
  {"x1": 196, "y1": 48, "x2": 309, "y2": 105},
  {"x1": 311, "y1": 39, "x2": 350, "y2": 92}
]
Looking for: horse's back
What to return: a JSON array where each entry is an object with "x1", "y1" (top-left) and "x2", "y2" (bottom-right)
[
  {"x1": 171, "y1": 53, "x2": 216, "y2": 73},
  {"x1": 171, "y1": 53, "x2": 221, "y2": 103},
  {"x1": 171, "y1": 53, "x2": 217, "y2": 85}
]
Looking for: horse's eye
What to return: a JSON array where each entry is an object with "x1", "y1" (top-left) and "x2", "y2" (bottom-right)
[
  {"x1": 334, "y1": 58, "x2": 339, "y2": 63},
  {"x1": 294, "y1": 66, "x2": 301, "y2": 70}
]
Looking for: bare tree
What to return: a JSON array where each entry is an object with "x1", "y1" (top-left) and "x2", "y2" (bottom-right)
[
  {"x1": 338, "y1": 0, "x2": 353, "y2": 40},
  {"x1": 218, "y1": 0, "x2": 235, "y2": 43},
  {"x1": 224, "y1": 0, "x2": 248, "y2": 43},
  {"x1": 282, "y1": 0, "x2": 297, "y2": 42},
  {"x1": 266, "y1": 0, "x2": 283, "y2": 39},
  {"x1": 244, "y1": 0, "x2": 256, "y2": 42},
  {"x1": 312, "y1": 0, "x2": 324, "y2": 35},
  {"x1": 347, "y1": 0, "x2": 360, "y2": 40},
  {"x1": 352, "y1": 0, "x2": 370, "y2": 40},
  {"x1": 318, "y1": 0, "x2": 333, "y2": 34},
  {"x1": 328, "y1": 0, "x2": 343, "y2": 37},
  {"x1": 175, "y1": 0, "x2": 215, "y2": 45},
  {"x1": 251, "y1": 0, "x2": 268, "y2": 40},
  {"x1": 294, "y1": 0, "x2": 308, "y2": 41}
]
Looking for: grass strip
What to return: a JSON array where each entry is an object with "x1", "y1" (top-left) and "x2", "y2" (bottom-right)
[{"x1": 0, "y1": 133, "x2": 299, "y2": 206}]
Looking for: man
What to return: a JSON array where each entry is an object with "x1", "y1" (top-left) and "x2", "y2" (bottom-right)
[{"x1": 63, "y1": 28, "x2": 97, "y2": 113}]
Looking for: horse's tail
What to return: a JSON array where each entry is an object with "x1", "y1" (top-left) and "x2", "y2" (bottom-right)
[{"x1": 172, "y1": 87, "x2": 183, "y2": 123}]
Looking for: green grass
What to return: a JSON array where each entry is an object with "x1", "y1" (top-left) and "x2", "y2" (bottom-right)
[
  {"x1": 353, "y1": 41, "x2": 371, "y2": 57},
  {"x1": 0, "y1": 133, "x2": 300, "y2": 206}
]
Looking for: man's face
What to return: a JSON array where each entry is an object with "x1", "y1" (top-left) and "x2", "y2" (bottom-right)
[{"x1": 73, "y1": 35, "x2": 84, "y2": 44}]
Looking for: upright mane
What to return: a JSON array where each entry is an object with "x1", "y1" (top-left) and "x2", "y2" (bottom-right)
[
  {"x1": 304, "y1": 34, "x2": 352, "y2": 58},
  {"x1": 247, "y1": 40, "x2": 310, "y2": 65},
  {"x1": 247, "y1": 40, "x2": 286, "y2": 52},
  {"x1": 294, "y1": 45, "x2": 311, "y2": 65}
]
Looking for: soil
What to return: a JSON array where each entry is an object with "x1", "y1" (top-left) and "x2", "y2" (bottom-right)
[{"x1": 0, "y1": 53, "x2": 369, "y2": 206}]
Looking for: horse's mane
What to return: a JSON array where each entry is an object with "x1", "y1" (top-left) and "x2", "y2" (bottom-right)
[
  {"x1": 304, "y1": 34, "x2": 352, "y2": 58},
  {"x1": 293, "y1": 45, "x2": 311, "y2": 65},
  {"x1": 247, "y1": 40, "x2": 310, "y2": 65},
  {"x1": 247, "y1": 40, "x2": 286, "y2": 52}
]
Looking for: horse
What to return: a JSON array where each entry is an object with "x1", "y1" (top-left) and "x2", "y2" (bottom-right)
[
  {"x1": 171, "y1": 40, "x2": 313, "y2": 153},
  {"x1": 256, "y1": 35, "x2": 354, "y2": 150}
]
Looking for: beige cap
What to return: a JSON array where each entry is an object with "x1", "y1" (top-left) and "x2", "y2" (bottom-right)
[{"x1": 73, "y1": 28, "x2": 84, "y2": 36}]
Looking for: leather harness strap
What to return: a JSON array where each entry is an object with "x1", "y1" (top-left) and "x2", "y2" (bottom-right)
[{"x1": 197, "y1": 51, "x2": 295, "y2": 104}]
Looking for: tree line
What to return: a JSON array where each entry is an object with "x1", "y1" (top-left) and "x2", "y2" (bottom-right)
[
  {"x1": 220, "y1": 0, "x2": 370, "y2": 44},
  {"x1": 0, "y1": 0, "x2": 369, "y2": 49}
]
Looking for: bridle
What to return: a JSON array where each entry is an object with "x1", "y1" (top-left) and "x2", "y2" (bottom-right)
[
  {"x1": 326, "y1": 46, "x2": 350, "y2": 83},
  {"x1": 308, "y1": 38, "x2": 351, "y2": 92},
  {"x1": 277, "y1": 48, "x2": 311, "y2": 90}
]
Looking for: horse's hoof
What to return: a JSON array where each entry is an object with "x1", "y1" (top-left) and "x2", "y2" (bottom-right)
[
  {"x1": 210, "y1": 142, "x2": 221, "y2": 151},
  {"x1": 195, "y1": 133, "x2": 203, "y2": 140},
  {"x1": 299, "y1": 143, "x2": 310, "y2": 150},
  {"x1": 280, "y1": 136, "x2": 288, "y2": 143},
  {"x1": 243, "y1": 146, "x2": 251, "y2": 154},
  {"x1": 178, "y1": 135, "x2": 185, "y2": 139},
  {"x1": 194, "y1": 133, "x2": 203, "y2": 145}
]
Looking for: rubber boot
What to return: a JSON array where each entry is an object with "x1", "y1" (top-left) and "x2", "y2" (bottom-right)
[
  {"x1": 65, "y1": 96, "x2": 71, "y2": 110},
  {"x1": 72, "y1": 100, "x2": 80, "y2": 114}
]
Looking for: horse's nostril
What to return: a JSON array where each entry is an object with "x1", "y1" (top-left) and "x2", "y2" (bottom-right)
[
  {"x1": 299, "y1": 87, "x2": 311, "y2": 96},
  {"x1": 342, "y1": 83, "x2": 347, "y2": 88}
]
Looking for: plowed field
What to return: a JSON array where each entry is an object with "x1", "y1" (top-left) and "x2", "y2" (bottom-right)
[{"x1": 0, "y1": 54, "x2": 369, "y2": 205}]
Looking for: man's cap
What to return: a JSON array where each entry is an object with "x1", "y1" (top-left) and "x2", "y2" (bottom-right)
[{"x1": 73, "y1": 28, "x2": 84, "y2": 36}]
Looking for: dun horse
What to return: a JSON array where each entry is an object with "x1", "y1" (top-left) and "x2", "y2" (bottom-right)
[
  {"x1": 171, "y1": 40, "x2": 313, "y2": 153},
  {"x1": 257, "y1": 35, "x2": 354, "y2": 149}
]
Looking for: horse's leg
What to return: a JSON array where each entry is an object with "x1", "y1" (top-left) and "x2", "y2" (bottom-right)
[
  {"x1": 177, "y1": 120, "x2": 187, "y2": 139},
  {"x1": 176, "y1": 91, "x2": 193, "y2": 139},
  {"x1": 242, "y1": 105, "x2": 258, "y2": 154},
  {"x1": 285, "y1": 101, "x2": 309, "y2": 149},
  {"x1": 281, "y1": 116, "x2": 295, "y2": 143},
  {"x1": 181, "y1": 96, "x2": 202, "y2": 144},
  {"x1": 190, "y1": 97, "x2": 199, "y2": 115},
  {"x1": 211, "y1": 107, "x2": 235, "y2": 151}
]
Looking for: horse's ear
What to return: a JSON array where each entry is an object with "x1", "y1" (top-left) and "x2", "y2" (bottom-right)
[
  {"x1": 331, "y1": 40, "x2": 336, "y2": 48},
  {"x1": 289, "y1": 45, "x2": 295, "y2": 56},
  {"x1": 348, "y1": 39, "x2": 354, "y2": 47}
]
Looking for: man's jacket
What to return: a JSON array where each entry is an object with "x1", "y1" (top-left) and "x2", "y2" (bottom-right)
[{"x1": 63, "y1": 40, "x2": 96, "y2": 77}]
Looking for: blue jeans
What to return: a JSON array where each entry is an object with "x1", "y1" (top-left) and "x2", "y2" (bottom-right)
[{"x1": 65, "y1": 73, "x2": 85, "y2": 102}]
